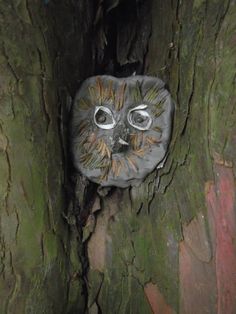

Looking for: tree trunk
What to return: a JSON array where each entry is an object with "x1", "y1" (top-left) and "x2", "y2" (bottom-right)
[
  {"x1": 84, "y1": 0, "x2": 236, "y2": 313},
  {"x1": 1, "y1": 0, "x2": 235, "y2": 314},
  {"x1": 0, "y1": 1, "x2": 95, "y2": 313}
]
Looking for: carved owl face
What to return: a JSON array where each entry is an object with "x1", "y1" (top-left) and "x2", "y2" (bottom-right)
[{"x1": 71, "y1": 75, "x2": 174, "y2": 188}]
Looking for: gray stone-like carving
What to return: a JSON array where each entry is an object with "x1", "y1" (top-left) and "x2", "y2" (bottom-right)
[{"x1": 71, "y1": 75, "x2": 174, "y2": 188}]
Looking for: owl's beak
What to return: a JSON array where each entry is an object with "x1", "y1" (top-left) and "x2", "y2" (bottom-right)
[{"x1": 118, "y1": 137, "x2": 129, "y2": 146}]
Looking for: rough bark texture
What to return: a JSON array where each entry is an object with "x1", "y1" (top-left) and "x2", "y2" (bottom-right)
[
  {"x1": 0, "y1": 0, "x2": 236, "y2": 313},
  {"x1": 84, "y1": 0, "x2": 236, "y2": 313},
  {"x1": 0, "y1": 1, "x2": 95, "y2": 313}
]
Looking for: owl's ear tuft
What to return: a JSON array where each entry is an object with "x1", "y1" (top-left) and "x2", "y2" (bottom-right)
[
  {"x1": 144, "y1": 85, "x2": 162, "y2": 103},
  {"x1": 76, "y1": 98, "x2": 92, "y2": 110},
  {"x1": 88, "y1": 86, "x2": 97, "y2": 102},
  {"x1": 132, "y1": 81, "x2": 142, "y2": 103},
  {"x1": 115, "y1": 82, "x2": 126, "y2": 111},
  {"x1": 104, "y1": 80, "x2": 115, "y2": 103},
  {"x1": 96, "y1": 77, "x2": 104, "y2": 102}
]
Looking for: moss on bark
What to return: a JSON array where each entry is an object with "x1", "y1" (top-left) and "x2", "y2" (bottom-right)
[
  {"x1": 0, "y1": 1, "x2": 95, "y2": 312},
  {"x1": 0, "y1": 0, "x2": 235, "y2": 313},
  {"x1": 85, "y1": 0, "x2": 236, "y2": 313}
]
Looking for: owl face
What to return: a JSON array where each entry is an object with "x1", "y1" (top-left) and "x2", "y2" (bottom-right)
[{"x1": 71, "y1": 75, "x2": 174, "y2": 188}]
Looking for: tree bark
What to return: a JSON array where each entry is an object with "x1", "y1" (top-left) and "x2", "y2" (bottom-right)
[
  {"x1": 1, "y1": 0, "x2": 235, "y2": 313},
  {"x1": 0, "y1": 1, "x2": 95, "y2": 313},
  {"x1": 85, "y1": 0, "x2": 236, "y2": 313}
]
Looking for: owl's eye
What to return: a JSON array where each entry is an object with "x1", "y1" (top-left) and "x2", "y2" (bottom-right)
[
  {"x1": 127, "y1": 104, "x2": 152, "y2": 130},
  {"x1": 94, "y1": 106, "x2": 116, "y2": 130}
]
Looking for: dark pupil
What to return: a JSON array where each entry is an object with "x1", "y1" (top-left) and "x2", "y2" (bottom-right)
[
  {"x1": 97, "y1": 112, "x2": 106, "y2": 123},
  {"x1": 134, "y1": 114, "x2": 145, "y2": 124}
]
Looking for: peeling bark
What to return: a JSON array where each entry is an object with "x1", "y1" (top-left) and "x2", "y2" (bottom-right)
[{"x1": 206, "y1": 161, "x2": 236, "y2": 314}]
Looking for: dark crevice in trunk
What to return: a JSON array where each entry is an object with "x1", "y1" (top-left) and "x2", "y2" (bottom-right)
[
  {"x1": 47, "y1": 0, "x2": 152, "y2": 312},
  {"x1": 94, "y1": 0, "x2": 152, "y2": 77},
  {"x1": 61, "y1": 1, "x2": 152, "y2": 312}
]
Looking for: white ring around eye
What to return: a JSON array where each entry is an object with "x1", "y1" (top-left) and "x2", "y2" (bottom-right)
[
  {"x1": 94, "y1": 106, "x2": 116, "y2": 130},
  {"x1": 127, "y1": 104, "x2": 152, "y2": 130}
]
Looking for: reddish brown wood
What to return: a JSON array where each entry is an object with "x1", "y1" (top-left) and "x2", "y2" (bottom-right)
[
  {"x1": 179, "y1": 219, "x2": 216, "y2": 314},
  {"x1": 144, "y1": 282, "x2": 175, "y2": 314},
  {"x1": 206, "y1": 162, "x2": 236, "y2": 314}
]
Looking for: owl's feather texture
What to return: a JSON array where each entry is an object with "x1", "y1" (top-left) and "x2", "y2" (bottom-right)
[{"x1": 71, "y1": 75, "x2": 174, "y2": 188}]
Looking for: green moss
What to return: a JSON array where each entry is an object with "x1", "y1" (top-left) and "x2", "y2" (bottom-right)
[
  {"x1": 0, "y1": 1, "x2": 85, "y2": 312},
  {"x1": 193, "y1": 0, "x2": 206, "y2": 9}
]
